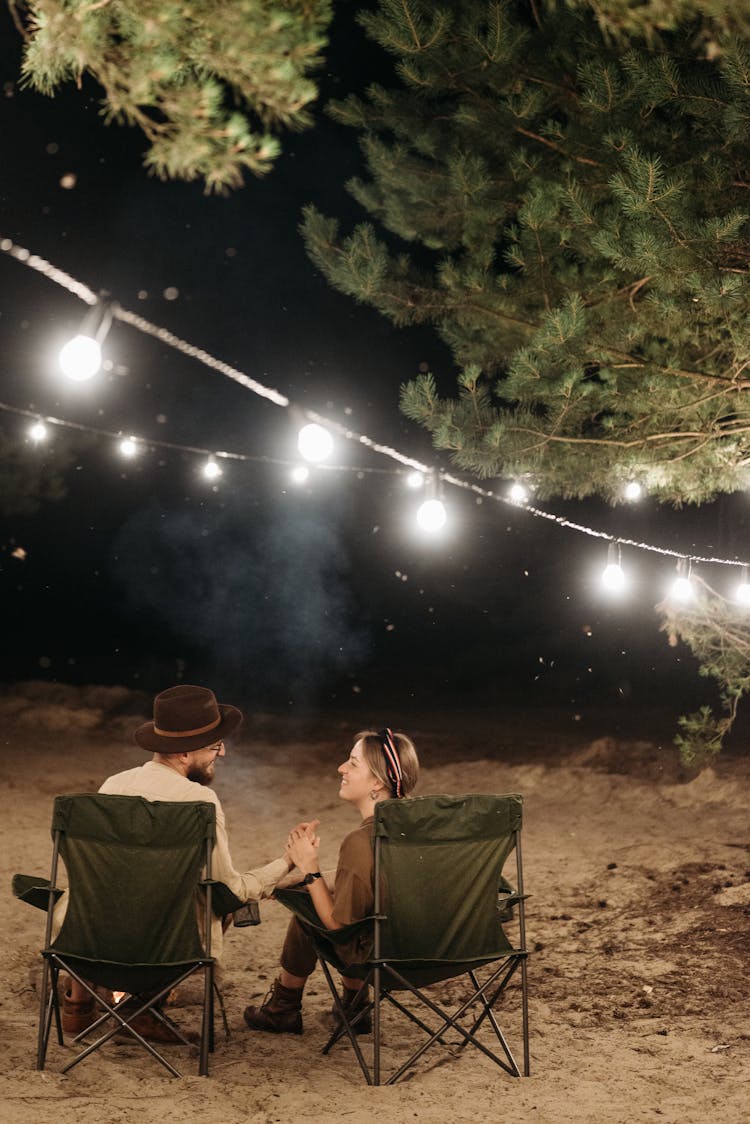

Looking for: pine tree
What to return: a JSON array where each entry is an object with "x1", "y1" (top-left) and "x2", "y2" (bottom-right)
[
  {"x1": 302, "y1": 0, "x2": 750, "y2": 505},
  {"x1": 10, "y1": 0, "x2": 332, "y2": 192},
  {"x1": 300, "y1": 0, "x2": 750, "y2": 762}
]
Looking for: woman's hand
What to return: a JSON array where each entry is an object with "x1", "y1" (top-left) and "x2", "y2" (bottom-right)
[
  {"x1": 288, "y1": 818, "x2": 319, "y2": 839},
  {"x1": 286, "y1": 825, "x2": 320, "y2": 874}
]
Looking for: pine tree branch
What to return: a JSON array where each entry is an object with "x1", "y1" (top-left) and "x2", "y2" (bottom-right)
[
  {"x1": 528, "y1": 0, "x2": 543, "y2": 33},
  {"x1": 386, "y1": 282, "x2": 748, "y2": 388},
  {"x1": 14, "y1": 0, "x2": 331, "y2": 190},
  {"x1": 505, "y1": 425, "x2": 740, "y2": 450},
  {"x1": 513, "y1": 125, "x2": 603, "y2": 167},
  {"x1": 601, "y1": 349, "x2": 750, "y2": 389}
]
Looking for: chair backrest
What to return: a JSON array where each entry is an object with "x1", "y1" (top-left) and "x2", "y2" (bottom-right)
[
  {"x1": 374, "y1": 793, "x2": 522, "y2": 963},
  {"x1": 49, "y1": 794, "x2": 216, "y2": 989}
]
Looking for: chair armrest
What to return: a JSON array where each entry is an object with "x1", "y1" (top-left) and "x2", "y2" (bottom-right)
[
  {"x1": 202, "y1": 878, "x2": 246, "y2": 918},
  {"x1": 12, "y1": 874, "x2": 64, "y2": 912}
]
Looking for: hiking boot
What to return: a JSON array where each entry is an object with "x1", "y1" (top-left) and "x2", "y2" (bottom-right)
[
  {"x1": 243, "y1": 979, "x2": 303, "y2": 1034},
  {"x1": 112, "y1": 998, "x2": 199, "y2": 1047},
  {"x1": 331, "y1": 984, "x2": 372, "y2": 1035},
  {"x1": 115, "y1": 1005, "x2": 199, "y2": 1046},
  {"x1": 61, "y1": 991, "x2": 97, "y2": 1036}
]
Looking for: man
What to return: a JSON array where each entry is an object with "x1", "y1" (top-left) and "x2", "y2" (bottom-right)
[{"x1": 62, "y1": 683, "x2": 297, "y2": 1042}]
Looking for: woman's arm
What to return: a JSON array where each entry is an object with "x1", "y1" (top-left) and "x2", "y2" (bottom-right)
[{"x1": 286, "y1": 826, "x2": 343, "y2": 930}]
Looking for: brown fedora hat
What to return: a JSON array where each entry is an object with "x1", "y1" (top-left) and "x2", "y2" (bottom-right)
[{"x1": 134, "y1": 684, "x2": 242, "y2": 754}]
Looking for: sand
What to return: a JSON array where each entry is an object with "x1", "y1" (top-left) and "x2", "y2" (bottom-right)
[{"x1": 1, "y1": 683, "x2": 748, "y2": 1123}]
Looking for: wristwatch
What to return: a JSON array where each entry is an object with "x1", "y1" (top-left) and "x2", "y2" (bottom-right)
[{"x1": 301, "y1": 871, "x2": 322, "y2": 885}]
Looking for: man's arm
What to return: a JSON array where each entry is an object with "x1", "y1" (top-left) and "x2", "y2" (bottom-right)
[{"x1": 211, "y1": 800, "x2": 291, "y2": 902}]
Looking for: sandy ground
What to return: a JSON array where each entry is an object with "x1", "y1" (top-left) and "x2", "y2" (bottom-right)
[{"x1": 1, "y1": 683, "x2": 749, "y2": 1123}]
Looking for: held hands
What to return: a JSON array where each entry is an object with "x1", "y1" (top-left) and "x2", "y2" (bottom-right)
[
  {"x1": 289, "y1": 819, "x2": 320, "y2": 840},
  {"x1": 285, "y1": 821, "x2": 321, "y2": 875}
]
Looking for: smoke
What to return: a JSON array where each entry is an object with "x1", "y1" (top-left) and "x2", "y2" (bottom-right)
[{"x1": 110, "y1": 492, "x2": 370, "y2": 703}]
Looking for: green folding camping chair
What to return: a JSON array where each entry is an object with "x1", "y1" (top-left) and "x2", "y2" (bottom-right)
[
  {"x1": 276, "y1": 792, "x2": 529, "y2": 1085},
  {"x1": 16, "y1": 793, "x2": 224, "y2": 1078}
]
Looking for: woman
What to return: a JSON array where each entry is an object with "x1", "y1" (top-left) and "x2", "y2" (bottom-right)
[{"x1": 243, "y1": 727, "x2": 419, "y2": 1035}]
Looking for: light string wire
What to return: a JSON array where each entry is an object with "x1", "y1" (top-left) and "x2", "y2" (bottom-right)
[
  {"x1": 1, "y1": 236, "x2": 747, "y2": 570},
  {"x1": 0, "y1": 398, "x2": 401, "y2": 475}
]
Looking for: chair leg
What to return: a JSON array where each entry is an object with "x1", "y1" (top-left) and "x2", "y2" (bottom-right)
[
  {"x1": 373, "y1": 965, "x2": 381, "y2": 1087},
  {"x1": 199, "y1": 964, "x2": 212, "y2": 1076},
  {"x1": 36, "y1": 959, "x2": 54, "y2": 1070},
  {"x1": 383, "y1": 990, "x2": 452, "y2": 1045},
  {"x1": 213, "y1": 978, "x2": 230, "y2": 1041},
  {"x1": 463, "y1": 968, "x2": 521, "y2": 1076},
  {"x1": 60, "y1": 991, "x2": 183, "y2": 1079},
  {"x1": 319, "y1": 958, "x2": 374, "y2": 1085},
  {"x1": 54, "y1": 970, "x2": 200, "y2": 1079},
  {"x1": 520, "y1": 956, "x2": 530, "y2": 1076},
  {"x1": 382, "y1": 963, "x2": 521, "y2": 1083}
]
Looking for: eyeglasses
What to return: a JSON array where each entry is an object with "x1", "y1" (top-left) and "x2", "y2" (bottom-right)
[{"x1": 203, "y1": 740, "x2": 224, "y2": 754}]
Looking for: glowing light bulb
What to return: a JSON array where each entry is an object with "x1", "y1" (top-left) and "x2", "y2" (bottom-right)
[
  {"x1": 624, "y1": 481, "x2": 642, "y2": 502},
  {"x1": 202, "y1": 458, "x2": 222, "y2": 480},
  {"x1": 736, "y1": 581, "x2": 750, "y2": 605},
  {"x1": 291, "y1": 465, "x2": 310, "y2": 484},
  {"x1": 416, "y1": 498, "x2": 447, "y2": 531},
  {"x1": 298, "y1": 423, "x2": 333, "y2": 462},
  {"x1": 405, "y1": 471, "x2": 425, "y2": 489},
  {"x1": 736, "y1": 567, "x2": 750, "y2": 605},
  {"x1": 670, "y1": 575, "x2": 693, "y2": 602},
  {"x1": 59, "y1": 334, "x2": 102, "y2": 380},
  {"x1": 509, "y1": 482, "x2": 528, "y2": 504},
  {"x1": 602, "y1": 563, "x2": 625, "y2": 592},
  {"x1": 29, "y1": 421, "x2": 48, "y2": 442},
  {"x1": 119, "y1": 436, "x2": 138, "y2": 457}
]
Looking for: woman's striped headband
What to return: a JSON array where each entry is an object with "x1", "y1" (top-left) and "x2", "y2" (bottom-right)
[{"x1": 379, "y1": 727, "x2": 404, "y2": 798}]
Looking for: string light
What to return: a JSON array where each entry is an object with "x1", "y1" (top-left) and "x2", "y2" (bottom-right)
[
  {"x1": 602, "y1": 542, "x2": 626, "y2": 593},
  {"x1": 118, "y1": 435, "x2": 138, "y2": 457},
  {"x1": 416, "y1": 474, "x2": 447, "y2": 531},
  {"x1": 28, "y1": 420, "x2": 48, "y2": 442},
  {"x1": 669, "y1": 561, "x2": 694, "y2": 602},
  {"x1": 202, "y1": 457, "x2": 222, "y2": 481},
  {"x1": 509, "y1": 481, "x2": 529, "y2": 504},
  {"x1": 2, "y1": 238, "x2": 749, "y2": 581},
  {"x1": 1, "y1": 400, "x2": 405, "y2": 478},
  {"x1": 290, "y1": 465, "x2": 310, "y2": 484},
  {"x1": 298, "y1": 422, "x2": 333, "y2": 463},
  {"x1": 624, "y1": 481, "x2": 643, "y2": 502},
  {"x1": 58, "y1": 297, "x2": 115, "y2": 381},
  {"x1": 59, "y1": 334, "x2": 102, "y2": 381},
  {"x1": 416, "y1": 498, "x2": 447, "y2": 532},
  {"x1": 736, "y1": 566, "x2": 750, "y2": 606},
  {"x1": 405, "y1": 470, "x2": 425, "y2": 489}
]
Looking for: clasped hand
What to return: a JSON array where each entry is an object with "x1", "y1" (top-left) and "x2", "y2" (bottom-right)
[{"x1": 285, "y1": 818, "x2": 320, "y2": 874}]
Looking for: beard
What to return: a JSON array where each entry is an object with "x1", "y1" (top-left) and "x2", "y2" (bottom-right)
[{"x1": 186, "y1": 761, "x2": 215, "y2": 786}]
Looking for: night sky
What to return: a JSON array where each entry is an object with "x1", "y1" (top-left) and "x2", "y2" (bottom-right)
[{"x1": 1, "y1": 4, "x2": 747, "y2": 729}]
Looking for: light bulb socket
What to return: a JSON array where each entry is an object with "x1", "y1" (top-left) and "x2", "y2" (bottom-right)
[{"x1": 79, "y1": 294, "x2": 117, "y2": 345}]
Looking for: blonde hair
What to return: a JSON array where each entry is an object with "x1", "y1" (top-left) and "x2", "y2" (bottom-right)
[{"x1": 355, "y1": 729, "x2": 419, "y2": 798}]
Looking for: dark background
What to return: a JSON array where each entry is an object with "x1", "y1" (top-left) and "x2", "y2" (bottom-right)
[{"x1": 1, "y1": 2, "x2": 748, "y2": 735}]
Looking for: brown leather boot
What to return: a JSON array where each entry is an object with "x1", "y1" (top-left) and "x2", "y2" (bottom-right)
[
  {"x1": 61, "y1": 990, "x2": 97, "y2": 1035},
  {"x1": 243, "y1": 979, "x2": 303, "y2": 1034},
  {"x1": 331, "y1": 984, "x2": 372, "y2": 1035}
]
